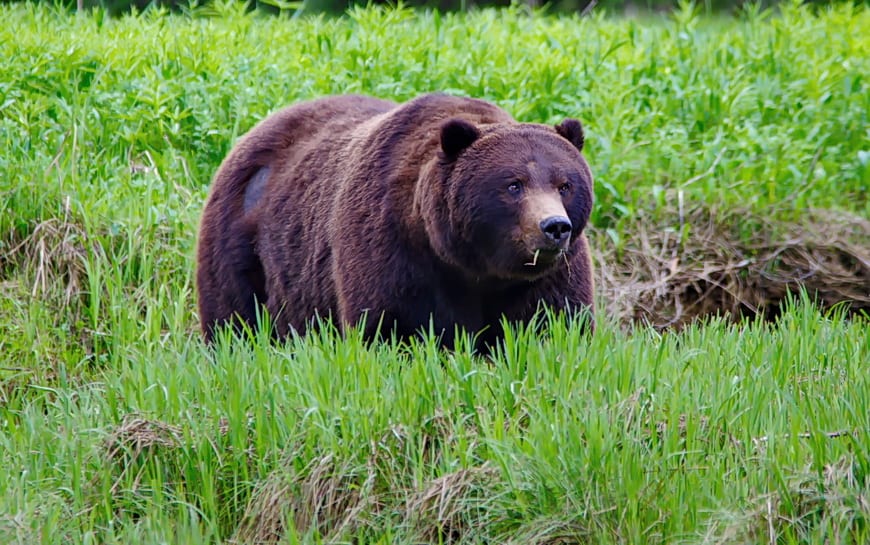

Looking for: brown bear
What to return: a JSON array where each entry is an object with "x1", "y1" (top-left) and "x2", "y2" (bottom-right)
[{"x1": 196, "y1": 92, "x2": 595, "y2": 349}]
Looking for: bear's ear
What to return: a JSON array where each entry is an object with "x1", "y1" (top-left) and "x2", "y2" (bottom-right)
[
  {"x1": 440, "y1": 118, "x2": 480, "y2": 158},
  {"x1": 555, "y1": 119, "x2": 585, "y2": 152}
]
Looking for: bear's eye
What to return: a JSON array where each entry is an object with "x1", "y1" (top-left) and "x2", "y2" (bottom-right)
[
  {"x1": 507, "y1": 181, "x2": 523, "y2": 195},
  {"x1": 558, "y1": 183, "x2": 571, "y2": 196}
]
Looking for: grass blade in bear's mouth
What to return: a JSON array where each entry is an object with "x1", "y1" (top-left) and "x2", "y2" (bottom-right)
[
  {"x1": 524, "y1": 248, "x2": 561, "y2": 267},
  {"x1": 524, "y1": 250, "x2": 541, "y2": 267}
]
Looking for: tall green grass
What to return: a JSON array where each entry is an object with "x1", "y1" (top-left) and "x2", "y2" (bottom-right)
[
  {"x1": 1, "y1": 2, "x2": 868, "y2": 543},
  {"x1": 1, "y1": 300, "x2": 868, "y2": 543}
]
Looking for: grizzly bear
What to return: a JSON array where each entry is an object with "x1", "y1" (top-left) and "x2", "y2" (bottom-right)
[{"x1": 196, "y1": 93, "x2": 595, "y2": 349}]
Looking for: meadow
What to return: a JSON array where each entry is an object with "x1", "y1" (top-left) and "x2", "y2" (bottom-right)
[{"x1": 1, "y1": 1, "x2": 868, "y2": 543}]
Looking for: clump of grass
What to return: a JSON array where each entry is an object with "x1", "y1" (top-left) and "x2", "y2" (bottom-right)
[
  {"x1": 233, "y1": 451, "x2": 379, "y2": 543},
  {"x1": 704, "y1": 455, "x2": 870, "y2": 544},
  {"x1": 0, "y1": 197, "x2": 87, "y2": 307},
  {"x1": 87, "y1": 414, "x2": 187, "y2": 528},
  {"x1": 404, "y1": 463, "x2": 503, "y2": 543},
  {"x1": 102, "y1": 413, "x2": 184, "y2": 470},
  {"x1": 504, "y1": 516, "x2": 590, "y2": 544},
  {"x1": 232, "y1": 405, "x2": 495, "y2": 543}
]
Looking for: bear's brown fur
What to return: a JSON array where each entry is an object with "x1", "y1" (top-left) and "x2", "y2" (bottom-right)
[{"x1": 196, "y1": 93, "x2": 595, "y2": 348}]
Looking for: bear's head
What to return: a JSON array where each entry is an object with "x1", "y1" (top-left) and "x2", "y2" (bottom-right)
[{"x1": 419, "y1": 117, "x2": 593, "y2": 283}]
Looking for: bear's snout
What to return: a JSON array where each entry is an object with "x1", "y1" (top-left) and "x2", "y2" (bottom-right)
[
  {"x1": 523, "y1": 192, "x2": 571, "y2": 254},
  {"x1": 539, "y1": 216, "x2": 572, "y2": 247}
]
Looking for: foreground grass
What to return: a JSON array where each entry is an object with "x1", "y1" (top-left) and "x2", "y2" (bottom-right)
[
  {"x1": 2, "y1": 303, "x2": 869, "y2": 544},
  {"x1": 1, "y1": 2, "x2": 868, "y2": 543}
]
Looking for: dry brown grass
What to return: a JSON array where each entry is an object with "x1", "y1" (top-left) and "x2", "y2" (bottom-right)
[
  {"x1": 89, "y1": 413, "x2": 266, "y2": 528},
  {"x1": 230, "y1": 411, "x2": 499, "y2": 544},
  {"x1": 232, "y1": 457, "x2": 504, "y2": 545},
  {"x1": 703, "y1": 455, "x2": 870, "y2": 544},
  {"x1": 503, "y1": 516, "x2": 591, "y2": 545},
  {"x1": 101, "y1": 413, "x2": 184, "y2": 495},
  {"x1": 231, "y1": 451, "x2": 381, "y2": 544},
  {"x1": 404, "y1": 463, "x2": 502, "y2": 543},
  {"x1": 593, "y1": 205, "x2": 869, "y2": 329},
  {"x1": 0, "y1": 197, "x2": 88, "y2": 309},
  {"x1": 103, "y1": 414, "x2": 184, "y2": 459}
]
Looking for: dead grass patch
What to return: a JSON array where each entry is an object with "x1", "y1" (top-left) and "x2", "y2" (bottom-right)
[
  {"x1": 404, "y1": 463, "x2": 502, "y2": 543},
  {"x1": 88, "y1": 412, "x2": 266, "y2": 535},
  {"x1": 703, "y1": 455, "x2": 870, "y2": 544},
  {"x1": 504, "y1": 516, "x2": 591, "y2": 544},
  {"x1": 231, "y1": 452, "x2": 380, "y2": 544},
  {"x1": 594, "y1": 205, "x2": 869, "y2": 328},
  {"x1": 104, "y1": 414, "x2": 184, "y2": 458},
  {"x1": 101, "y1": 413, "x2": 184, "y2": 495},
  {"x1": 0, "y1": 197, "x2": 88, "y2": 308},
  {"x1": 0, "y1": 512, "x2": 36, "y2": 545},
  {"x1": 232, "y1": 411, "x2": 493, "y2": 544}
]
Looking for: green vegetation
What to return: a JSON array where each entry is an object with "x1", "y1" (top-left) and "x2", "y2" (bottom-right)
[
  {"x1": 43, "y1": 0, "x2": 870, "y2": 17},
  {"x1": 1, "y1": 2, "x2": 868, "y2": 543}
]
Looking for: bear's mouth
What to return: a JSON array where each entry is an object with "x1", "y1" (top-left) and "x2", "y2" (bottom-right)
[{"x1": 523, "y1": 247, "x2": 564, "y2": 268}]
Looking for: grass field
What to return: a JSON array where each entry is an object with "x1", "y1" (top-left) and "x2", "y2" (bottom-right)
[{"x1": 1, "y1": 1, "x2": 869, "y2": 543}]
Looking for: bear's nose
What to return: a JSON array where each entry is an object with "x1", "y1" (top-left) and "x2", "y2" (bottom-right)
[{"x1": 540, "y1": 216, "x2": 573, "y2": 244}]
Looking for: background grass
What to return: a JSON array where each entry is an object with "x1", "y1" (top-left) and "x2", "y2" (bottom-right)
[{"x1": 1, "y1": 1, "x2": 868, "y2": 543}]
